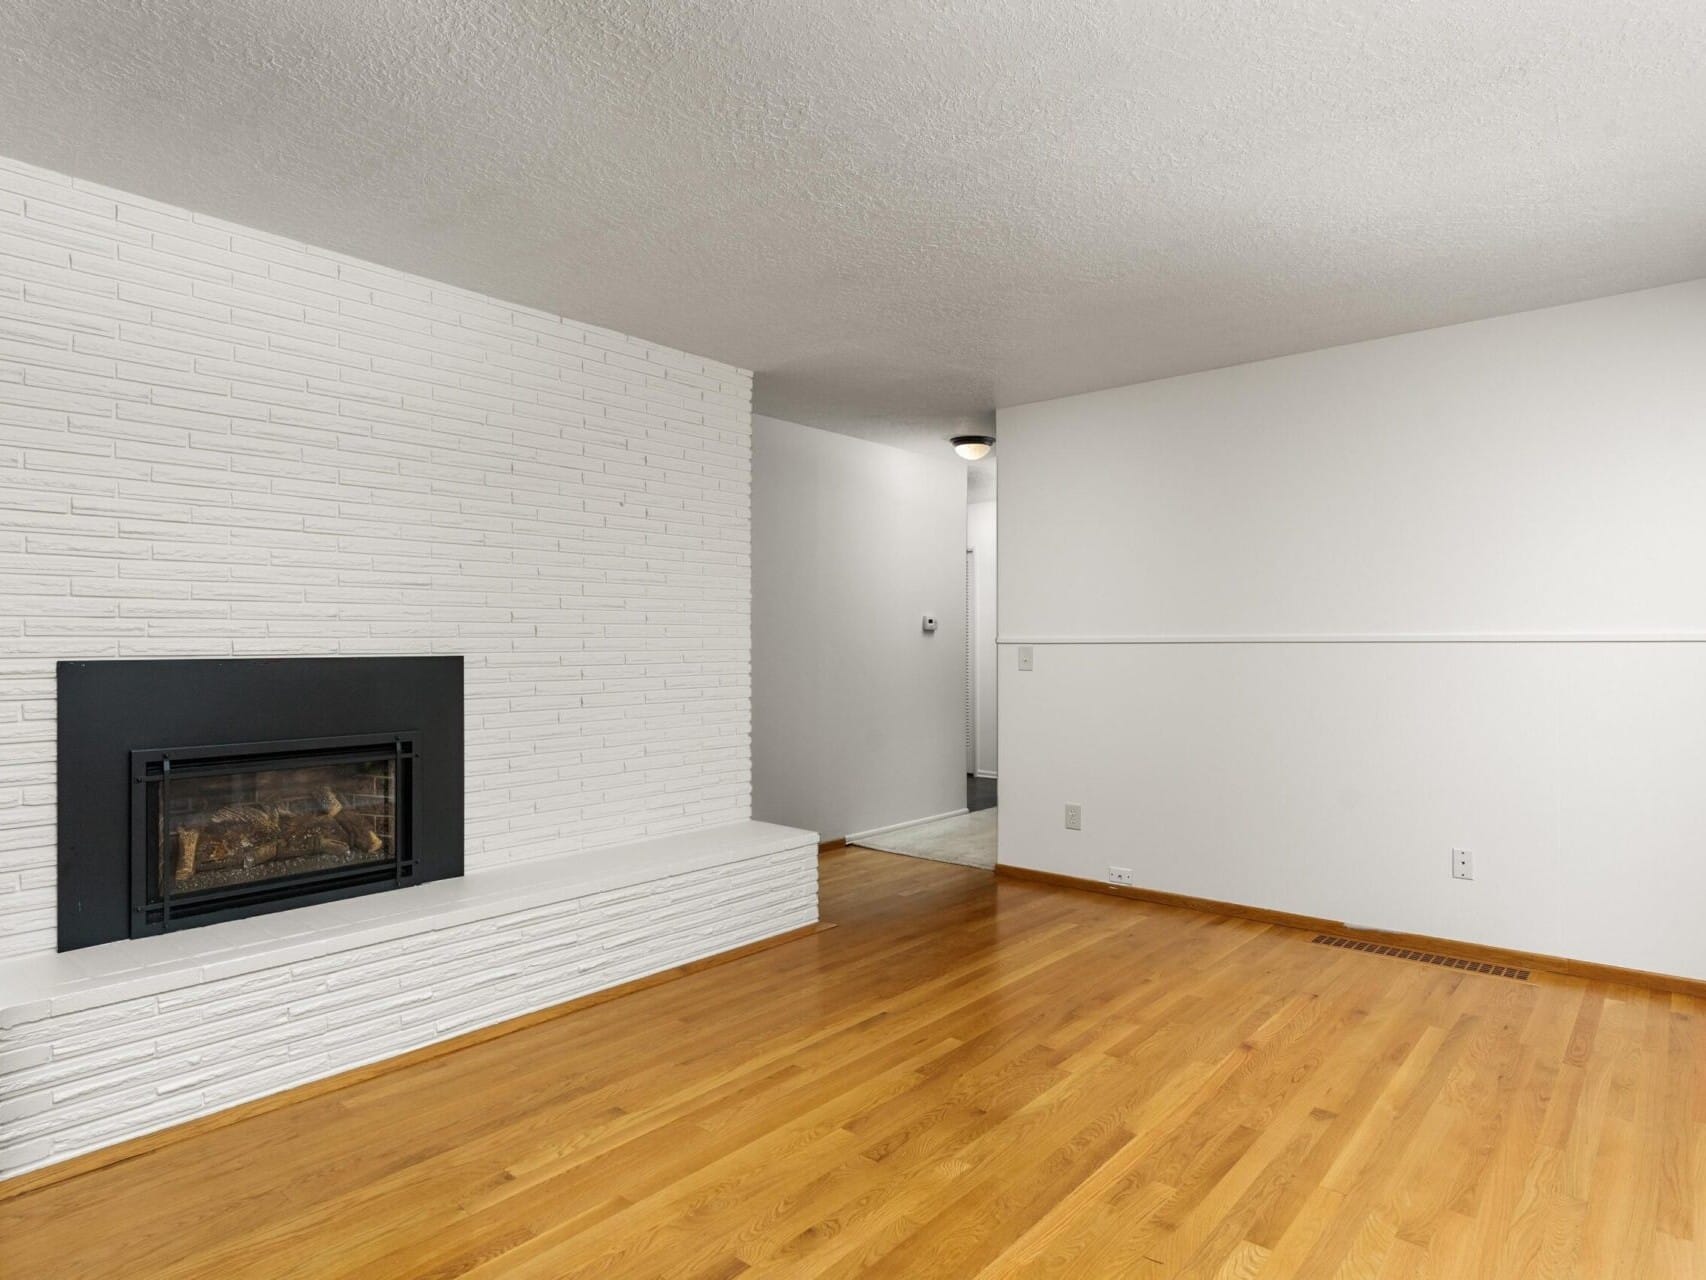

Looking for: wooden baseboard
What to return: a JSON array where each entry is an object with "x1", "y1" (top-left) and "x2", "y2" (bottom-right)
[
  {"x1": 0, "y1": 920, "x2": 831, "y2": 1204},
  {"x1": 995, "y1": 863, "x2": 1706, "y2": 1000},
  {"x1": 818, "y1": 838, "x2": 847, "y2": 853}
]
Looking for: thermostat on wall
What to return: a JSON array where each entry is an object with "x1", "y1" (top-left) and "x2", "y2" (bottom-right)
[{"x1": 921, "y1": 615, "x2": 937, "y2": 633}]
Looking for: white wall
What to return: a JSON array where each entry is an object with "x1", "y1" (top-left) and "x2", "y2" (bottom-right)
[
  {"x1": 752, "y1": 415, "x2": 966, "y2": 840},
  {"x1": 997, "y1": 279, "x2": 1706, "y2": 980},
  {"x1": 0, "y1": 155, "x2": 755, "y2": 960},
  {"x1": 967, "y1": 499, "x2": 998, "y2": 777}
]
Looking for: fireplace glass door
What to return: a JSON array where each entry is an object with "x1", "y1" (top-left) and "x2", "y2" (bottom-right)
[{"x1": 131, "y1": 734, "x2": 416, "y2": 935}]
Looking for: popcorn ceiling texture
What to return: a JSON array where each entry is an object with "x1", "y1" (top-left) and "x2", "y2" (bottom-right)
[
  {"x1": 0, "y1": 1, "x2": 1702, "y2": 449},
  {"x1": 0, "y1": 156, "x2": 755, "y2": 960}
]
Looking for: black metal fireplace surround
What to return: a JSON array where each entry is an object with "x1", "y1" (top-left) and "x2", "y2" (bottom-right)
[{"x1": 57, "y1": 657, "x2": 462, "y2": 952}]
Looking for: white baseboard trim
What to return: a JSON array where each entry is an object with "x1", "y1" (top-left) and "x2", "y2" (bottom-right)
[{"x1": 846, "y1": 808, "x2": 971, "y2": 843}]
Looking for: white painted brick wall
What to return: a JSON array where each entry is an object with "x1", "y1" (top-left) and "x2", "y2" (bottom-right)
[
  {"x1": 0, "y1": 155, "x2": 755, "y2": 960},
  {"x1": 0, "y1": 841, "x2": 817, "y2": 1176}
]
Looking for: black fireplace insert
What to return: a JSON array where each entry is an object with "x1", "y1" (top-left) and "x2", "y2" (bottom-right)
[{"x1": 58, "y1": 657, "x2": 462, "y2": 951}]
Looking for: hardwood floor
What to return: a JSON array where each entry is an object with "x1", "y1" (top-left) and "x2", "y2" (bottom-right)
[{"x1": 4, "y1": 847, "x2": 1703, "y2": 1278}]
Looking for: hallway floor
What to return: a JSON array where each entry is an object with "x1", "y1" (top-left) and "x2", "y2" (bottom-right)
[{"x1": 854, "y1": 807, "x2": 997, "y2": 869}]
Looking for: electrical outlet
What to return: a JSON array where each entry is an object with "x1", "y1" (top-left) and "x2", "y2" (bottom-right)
[
  {"x1": 1064, "y1": 803, "x2": 1082, "y2": 831},
  {"x1": 1452, "y1": 848, "x2": 1473, "y2": 880},
  {"x1": 1017, "y1": 645, "x2": 1034, "y2": 671},
  {"x1": 1108, "y1": 865, "x2": 1135, "y2": 885}
]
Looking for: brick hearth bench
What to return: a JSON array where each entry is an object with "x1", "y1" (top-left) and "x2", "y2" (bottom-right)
[{"x1": 0, "y1": 821, "x2": 818, "y2": 1181}]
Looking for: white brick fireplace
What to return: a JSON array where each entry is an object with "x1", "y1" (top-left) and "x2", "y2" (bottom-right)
[{"x1": 0, "y1": 156, "x2": 816, "y2": 1179}]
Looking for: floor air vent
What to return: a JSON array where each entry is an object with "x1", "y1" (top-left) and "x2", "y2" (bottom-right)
[{"x1": 1311, "y1": 934, "x2": 1530, "y2": 981}]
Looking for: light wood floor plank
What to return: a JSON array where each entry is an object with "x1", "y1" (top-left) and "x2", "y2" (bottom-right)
[{"x1": 2, "y1": 847, "x2": 1702, "y2": 1278}]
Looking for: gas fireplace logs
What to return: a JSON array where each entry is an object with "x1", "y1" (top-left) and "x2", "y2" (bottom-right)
[{"x1": 171, "y1": 785, "x2": 386, "y2": 882}]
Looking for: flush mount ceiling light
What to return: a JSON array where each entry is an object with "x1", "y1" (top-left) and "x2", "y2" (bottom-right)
[{"x1": 951, "y1": 435, "x2": 995, "y2": 461}]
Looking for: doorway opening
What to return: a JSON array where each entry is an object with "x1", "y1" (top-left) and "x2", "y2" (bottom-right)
[{"x1": 965, "y1": 545, "x2": 997, "y2": 814}]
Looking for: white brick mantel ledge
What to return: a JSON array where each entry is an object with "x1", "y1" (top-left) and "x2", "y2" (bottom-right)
[
  {"x1": 0, "y1": 822, "x2": 818, "y2": 1177},
  {"x1": 0, "y1": 821, "x2": 816, "y2": 1026}
]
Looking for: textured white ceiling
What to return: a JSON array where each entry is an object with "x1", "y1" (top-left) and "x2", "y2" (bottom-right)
[{"x1": 2, "y1": 0, "x2": 1702, "y2": 465}]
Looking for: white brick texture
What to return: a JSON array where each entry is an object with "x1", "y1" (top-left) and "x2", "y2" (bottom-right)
[
  {"x1": 0, "y1": 840, "x2": 818, "y2": 1176},
  {"x1": 0, "y1": 155, "x2": 755, "y2": 962}
]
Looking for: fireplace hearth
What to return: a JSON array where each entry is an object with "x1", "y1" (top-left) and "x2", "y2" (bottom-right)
[{"x1": 58, "y1": 657, "x2": 462, "y2": 951}]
